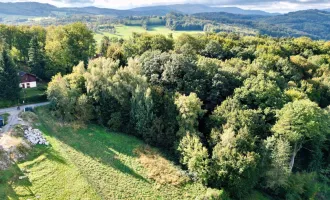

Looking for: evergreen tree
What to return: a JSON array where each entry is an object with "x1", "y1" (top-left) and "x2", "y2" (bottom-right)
[
  {"x1": 28, "y1": 35, "x2": 46, "y2": 79},
  {"x1": 0, "y1": 42, "x2": 20, "y2": 100}
]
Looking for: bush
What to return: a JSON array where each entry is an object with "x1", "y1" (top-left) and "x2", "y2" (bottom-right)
[
  {"x1": 12, "y1": 125, "x2": 25, "y2": 138},
  {"x1": 285, "y1": 172, "x2": 319, "y2": 200},
  {"x1": 318, "y1": 166, "x2": 330, "y2": 199},
  {"x1": 107, "y1": 112, "x2": 122, "y2": 132},
  {"x1": 14, "y1": 143, "x2": 31, "y2": 161},
  {"x1": 198, "y1": 188, "x2": 231, "y2": 200},
  {"x1": 0, "y1": 99, "x2": 15, "y2": 109},
  {"x1": 20, "y1": 111, "x2": 38, "y2": 123}
]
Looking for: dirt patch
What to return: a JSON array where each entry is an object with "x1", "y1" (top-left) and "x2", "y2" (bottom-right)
[
  {"x1": 0, "y1": 134, "x2": 23, "y2": 150},
  {"x1": 0, "y1": 134, "x2": 31, "y2": 170},
  {"x1": 134, "y1": 145, "x2": 189, "y2": 186},
  {"x1": 0, "y1": 125, "x2": 33, "y2": 170}
]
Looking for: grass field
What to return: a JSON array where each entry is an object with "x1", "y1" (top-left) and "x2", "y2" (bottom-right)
[
  {"x1": 0, "y1": 83, "x2": 47, "y2": 109},
  {"x1": 20, "y1": 83, "x2": 47, "y2": 105},
  {"x1": 94, "y1": 25, "x2": 204, "y2": 43},
  {"x1": 0, "y1": 107, "x2": 207, "y2": 199}
]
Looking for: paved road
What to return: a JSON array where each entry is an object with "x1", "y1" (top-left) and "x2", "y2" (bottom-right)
[{"x1": 0, "y1": 102, "x2": 49, "y2": 134}]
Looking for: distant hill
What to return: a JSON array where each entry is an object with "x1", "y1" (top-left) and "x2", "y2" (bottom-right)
[
  {"x1": 130, "y1": 4, "x2": 277, "y2": 16},
  {"x1": 0, "y1": 2, "x2": 58, "y2": 16},
  {"x1": 1, "y1": 2, "x2": 330, "y2": 40},
  {"x1": 194, "y1": 10, "x2": 330, "y2": 40},
  {"x1": 0, "y1": 2, "x2": 277, "y2": 17},
  {"x1": 260, "y1": 10, "x2": 330, "y2": 39}
]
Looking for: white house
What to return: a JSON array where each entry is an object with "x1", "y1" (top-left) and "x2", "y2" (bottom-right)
[{"x1": 19, "y1": 72, "x2": 37, "y2": 88}]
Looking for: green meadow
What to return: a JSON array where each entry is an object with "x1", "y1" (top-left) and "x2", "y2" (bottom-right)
[
  {"x1": 94, "y1": 25, "x2": 204, "y2": 43},
  {"x1": 0, "y1": 107, "x2": 206, "y2": 199}
]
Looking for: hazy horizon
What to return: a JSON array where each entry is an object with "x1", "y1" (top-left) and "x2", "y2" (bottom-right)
[{"x1": 1, "y1": 0, "x2": 330, "y2": 13}]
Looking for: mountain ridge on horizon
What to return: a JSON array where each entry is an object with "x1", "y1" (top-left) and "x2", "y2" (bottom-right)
[{"x1": 0, "y1": 2, "x2": 280, "y2": 16}]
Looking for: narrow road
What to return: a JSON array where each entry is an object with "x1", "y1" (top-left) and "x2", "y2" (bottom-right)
[{"x1": 0, "y1": 102, "x2": 49, "y2": 134}]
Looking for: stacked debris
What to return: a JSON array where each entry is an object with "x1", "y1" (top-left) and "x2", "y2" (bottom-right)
[{"x1": 24, "y1": 127, "x2": 49, "y2": 145}]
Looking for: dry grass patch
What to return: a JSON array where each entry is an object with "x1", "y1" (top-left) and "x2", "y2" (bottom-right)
[
  {"x1": 135, "y1": 145, "x2": 189, "y2": 186},
  {"x1": 0, "y1": 134, "x2": 23, "y2": 150}
]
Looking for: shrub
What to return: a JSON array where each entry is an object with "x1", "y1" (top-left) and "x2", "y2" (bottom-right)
[
  {"x1": 197, "y1": 188, "x2": 230, "y2": 200},
  {"x1": 285, "y1": 172, "x2": 319, "y2": 200},
  {"x1": 14, "y1": 143, "x2": 31, "y2": 161},
  {"x1": 11, "y1": 125, "x2": 25, "y2": 138},
  {"x1": 20, "y1": 112, "x2": 38, "y2": 123},
  {"x1": 107, "y1": 112, "x2": 122, "y2": 132}
]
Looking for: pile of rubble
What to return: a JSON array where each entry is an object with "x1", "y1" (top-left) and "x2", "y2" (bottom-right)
[{"x1": 24, "y1": 127, "x2": 49, "y2": 145}]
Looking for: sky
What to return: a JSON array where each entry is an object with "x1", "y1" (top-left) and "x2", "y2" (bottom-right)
[{"x1": 1, "y1": 0, "x2": 330, "y2": 13}]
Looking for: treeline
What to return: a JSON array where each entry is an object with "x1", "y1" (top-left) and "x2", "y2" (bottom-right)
[
  {"x1": 123, "y1": 16, "x2": 166, "y2": 28},
  {"x1": 165, "y1": 12, "x2": 207, "y2": 31},
  {"x1": 48, "y1": 31, "x2": 330, "y2": 199},
  {"x1": 0, "y1": 23, "x2": 95, "y2": 101}
]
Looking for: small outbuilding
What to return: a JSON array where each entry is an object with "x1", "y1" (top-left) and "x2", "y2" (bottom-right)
[
  {"x1": 19, "y1": 71, "x2": 37, "y2": 88},
  {"x1": 0, "y1": 116, "x2": 4, "y2": 128}
]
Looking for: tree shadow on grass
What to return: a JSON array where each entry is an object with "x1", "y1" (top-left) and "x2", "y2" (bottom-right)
[
  {"x1": 23, "y1": 145, "x2": 67, "y2": 167},
  {"x1": 37, "y1": 113, "x2": 148, "y2": 182},
  {"x1": 0, "y1": 164, "x2": 35, "y2": 200},
  {"x1": 44, "y1": 149, "x2": 67, "y2": 165},
  {"x1": 0, "y1": 139, "x2": 70, "y2": 200}
]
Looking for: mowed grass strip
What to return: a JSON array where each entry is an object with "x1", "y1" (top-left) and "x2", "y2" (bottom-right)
[{"x1": 1, "y1": 107, "x2": 206, "y2": 199}]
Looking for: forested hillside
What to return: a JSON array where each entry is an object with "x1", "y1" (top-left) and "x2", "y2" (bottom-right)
[
  {"x1": 194, "y1": 10, "x2": 330, "y2": 39},
  {"x1": 46, "y1": 26, "x2": 330, "y2": 199},
  {"x1": 0, "y1": 2, "x2": 275, "y2": 17},
  {"x1": 129, "y1": 4, "x2": 276, "y2": 15},
  {"x1": 0, "y1": 21, "x2": 330, "y2": 199}
]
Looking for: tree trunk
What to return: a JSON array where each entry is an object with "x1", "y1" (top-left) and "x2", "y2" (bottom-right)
[{"x1": 290, "y1": 142, "x2": 301, "y2": 172}]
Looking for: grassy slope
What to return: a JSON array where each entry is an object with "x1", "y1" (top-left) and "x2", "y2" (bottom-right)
[
  {"x1": 94, "y1": 25, "x2": 204, "y2": 43},
  {"x1": 0, "y1": 107, "x2": 206, "y2": 199}
]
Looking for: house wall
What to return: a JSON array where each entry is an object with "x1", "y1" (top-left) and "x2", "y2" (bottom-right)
[{"x1": 20, "y1": 81, "x2": 37, "y2": 88}]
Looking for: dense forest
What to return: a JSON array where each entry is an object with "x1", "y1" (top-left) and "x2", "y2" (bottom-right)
[{"x1": 1, "y1": 22, "x2": 330, "y2": 199}]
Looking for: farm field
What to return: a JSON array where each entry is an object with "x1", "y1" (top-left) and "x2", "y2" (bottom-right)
[
  {"x1": 0, "y1": 107, "x2": 207, "y2": 199},
  {"x1": 94, "y1": 25, "x2": 204, "y2": 43}
]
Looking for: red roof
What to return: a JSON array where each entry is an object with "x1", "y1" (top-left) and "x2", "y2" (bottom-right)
[{"x1": 20, "y1": 73, "x2": 37, "y2": 83}]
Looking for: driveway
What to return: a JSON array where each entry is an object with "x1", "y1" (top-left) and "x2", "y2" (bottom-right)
[{"x1": 0, "y1": 102, "x2": 49, "y2": 134}]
